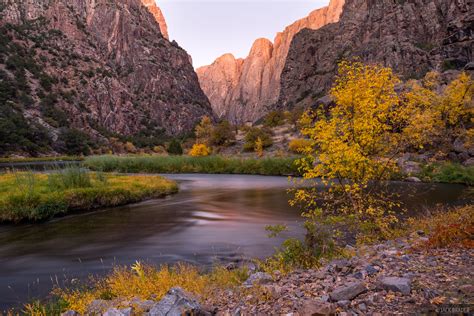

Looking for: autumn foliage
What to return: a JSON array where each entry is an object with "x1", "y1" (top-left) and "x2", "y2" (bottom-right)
[
  {"x1": 288, "y1": 138, "x2": 313, "y2": 154},
  {"x1": 294, "y1": 61, "x2": 473, "y2": 244},
  {"x1": 402, "y1": 71, "x2": 473, "y2": 152},
  {"x1": 189, "y1": 143, "x2": 212, "y2": 157}
]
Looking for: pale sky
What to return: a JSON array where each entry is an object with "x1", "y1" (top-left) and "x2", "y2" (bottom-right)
[{"x1": 157, "y1": 0, "x2": 330, "y2": 68}]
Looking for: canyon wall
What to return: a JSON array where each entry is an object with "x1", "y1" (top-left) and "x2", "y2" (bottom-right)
[
  {"x1": 197, "y1": 0, "x2": 345, "y2": 123},
  {"x1": 0, "y1": 0, "x2": 212, "y2": 154},
  {"x1": 278, "y1": 0, "x2": 474, "y2": 110}
]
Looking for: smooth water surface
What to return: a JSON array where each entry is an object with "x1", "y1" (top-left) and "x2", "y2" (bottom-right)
[{"x1": 0, "y1": 174, "x2": 471, "y2": 310}]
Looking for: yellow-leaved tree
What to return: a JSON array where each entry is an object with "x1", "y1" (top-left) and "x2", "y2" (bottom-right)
[
  {"x1": 265, "y1": 62, "x2": 473, "y2": 271},
  {"x1": 294, "y1": 61, "x2": 412, "y2": 247},
  {"x1": 195, "y1": 116, "x2": 213, "y2": 145},
  {"x1": 402, "y1": 71, "x2": 474, "y2": 152},
  {"x1": 255, "y1": 137, "x2": 264, "y2": 158}
]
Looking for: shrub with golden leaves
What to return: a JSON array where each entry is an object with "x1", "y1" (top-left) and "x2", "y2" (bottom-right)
[
  {"x1": 52, "y1": 263, "x2": 248, "y2": 314},
  {"x1": 195, "y1": 116, "x2": 213, "y2": 145},
  {"x1": 255, "y1": 137, "x2": 264, "y2": 158},
  {"x1": 402, "y1": 71, "x2": 473, "y2": 151},
  {"x1": 288, "y1": 138, "x2": 312, "y2": 154},
  {"x1": 189, "y1": 143, "x2": 212, "y2": 157}
]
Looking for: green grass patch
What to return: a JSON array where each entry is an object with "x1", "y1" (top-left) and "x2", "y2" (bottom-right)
[
  {"x1": 0, "y1": 156, "x2": 83, "y2": 163},
  {"x1": 0, "y1": 169, "x2": 178, "y2": 223},
  {"x1": 419, "y1": 162, "x2": 474, "y2": 185},
  {"x1": 84, "y1": 155, "x2": 300, "y2": 176}
]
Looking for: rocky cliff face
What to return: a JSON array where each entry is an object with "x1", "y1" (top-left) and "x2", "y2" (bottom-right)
[
  {"x1": 278, "y1": 0, "x2": 474, "y2": 109},
  {"x1": 0, "y1": 0, "x2": 211, "y2": 154},
  {"x1": 141, "y1": 0, "x2": 169, "y2": 40},
  {"x1": 196, "y1": 0, "x2": 344, "y2": 123}
]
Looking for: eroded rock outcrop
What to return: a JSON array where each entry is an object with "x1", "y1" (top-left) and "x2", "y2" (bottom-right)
[
  {"x1": 0, "y1": 0, "x2": 211, "y2": 154},
  {"x1": 278, "y1": 0, "x2": 474, "y2": 110},
  {"x1": 197, "y1": 0, "x2": 344, "y2": 123},
  {"x1": 141, "y1": 0, "x2": 169, "y2": 40}
]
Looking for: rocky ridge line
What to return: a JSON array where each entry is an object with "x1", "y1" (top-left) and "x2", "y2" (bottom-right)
[
  {"x1": 196, "y1": 0, "x2": 345, "y2": 124},
  {"x1": 278, "y1": 0, "x2": 474, "y2": 110}
]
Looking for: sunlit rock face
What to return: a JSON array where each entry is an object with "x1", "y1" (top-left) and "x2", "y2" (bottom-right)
[
  {"x1": 141, "y1": 0, "x2": 169, "y2": 40},
  {"x1": 0, "y1": 0, "x2": 212, "y2": 139},
  {"x1": 196, "y1": 0, "x2": 345, "y2": 123},
  {"x1": 278, "y1": 0, "x2": 473, "y2": 110}
]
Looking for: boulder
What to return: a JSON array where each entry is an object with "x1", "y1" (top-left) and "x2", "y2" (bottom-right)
[
  {"x1": 243, "y1": 272, "x2": 273, "y2": 287},
  {"x1": 399, "y1": 161, "x2": 421, "y2": 175},
  {"x1": 329, "y1": 259, "x2": 351, "y2": 272},
  {"x1": 379, "y1": 277, "x2": 411, "y2": 295},
  {"x1": 61, "y1": 311, "x2": 79, "y2": 316},
  {"x1": 130, "y1": 298, "x2": 156, "y2": 312},
  {"x1": 103, "y1": 307, "x2": 132, "y2": 316},
  {"x1": 365, "y1": 265, "x2": 378, "y2": 276},
  {"x1": 147, "y1": 287, "x2": 202, "y2": 316},
  {"x1": 329, "y1": 281, "x2": 366, "y2": 301},
  {"x1": 459, "y1": 284, "x2": 474, "y2": 295},
  {"x1": 454, "y1": 138, "x2": 474, "y2": 156},
  {"x1": 87, "y1": 300, "x2": 115, "y2": 315},
  {"x1": 406, "y1": 176, "x2": 422, "y2": 182},
  {"x1": 463, "y1": 158, "x2": 474, "y2": 167},
  {"x1": 465, "y1": 62, "x2": 474, "y2": 70},
  {"x1": 299, "y1": 300, "x2": 335, "y2": 315}
]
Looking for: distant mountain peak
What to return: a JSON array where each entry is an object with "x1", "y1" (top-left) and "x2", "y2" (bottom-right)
[{"x1": 197, "y1": 0, "x2": 345, "y2": 123}]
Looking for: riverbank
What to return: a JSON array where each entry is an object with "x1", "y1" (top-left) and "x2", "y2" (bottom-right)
[
  {"x1": 0, "y1": 156, "x2": 84, "y2": 164},
  {"x1": 23, "y1": 206, "x2": 473, "y2": 315},
  {"x1": 0, "y1": 171, "x2": 178, "y2": 223},
  {"x1": 84, "y1": 155, "x2": 474, "y2": 185},
  {"x1": 84, "y1": 155, "x2": 300, "y2": 176},
  {"x1": 2, "y1": 154, "x2": 472, "y2": 185}
]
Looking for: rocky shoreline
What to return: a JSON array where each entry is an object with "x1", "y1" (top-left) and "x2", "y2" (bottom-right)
[{"x1": 61, "y1": 234, "x2": 473, "y2": 315}]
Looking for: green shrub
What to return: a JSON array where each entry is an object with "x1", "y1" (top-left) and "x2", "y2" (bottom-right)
[
  {"x1": 244, "y1": 127, "x2": 273, "y2": 151},
  {"x1": 211, "y1": 120, "x2": 235, "y2": 146},
  {"x1": 0, "y1": 102, "x2": 52, "y2": 155},
  {"x1": 419, "y1": 162, "x2": 474, "y2": 185},
  {"x1": 167, "y1": 139, "x2": 183, "y2": 155},
  {"x1": 84, "y1": 155, "x2": 299, "y2": 176},
  {"x1": 264, "y1": 110, "x2": 286, "y2": 127},
  {"x1": 59, "y1": 128, "x2": 91, "y2": 156},
  {"x1": 40, "y1": 94, "x2": 68, "y2": 127}
]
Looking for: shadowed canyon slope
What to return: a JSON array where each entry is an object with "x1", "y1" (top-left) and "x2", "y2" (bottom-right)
[
  {"x1": 0, "y1": 0, "x2": 211, "y2": 154},
  {"x1": 196, "y1": 0, "x2": 345, "y2": 124},
  {"x1": 278, "y1": 0, "x2": 474, "y2": 110}
]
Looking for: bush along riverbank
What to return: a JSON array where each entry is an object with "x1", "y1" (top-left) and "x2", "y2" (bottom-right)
[
  {"x1": 0, "y1": 168, "x2": 178, "y2": 223},
  {"x1": 83, "y1": 155, "x2": 473, "y2": 185},
  {"x1": 84, "y1": 155, "x2": 300, "y2": 176},
  {"x1": 24, "y1": 206, "x2": 473, "y2": 315}
]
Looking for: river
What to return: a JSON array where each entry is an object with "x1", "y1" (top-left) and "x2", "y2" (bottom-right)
[{"x1": 0, "y1": 174, "x2": 471, "y2": 310}]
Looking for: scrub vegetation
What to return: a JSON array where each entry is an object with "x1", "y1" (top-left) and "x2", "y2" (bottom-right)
[{"x1": 84, "y1": 155, "x2": 299, "y2": 176}]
